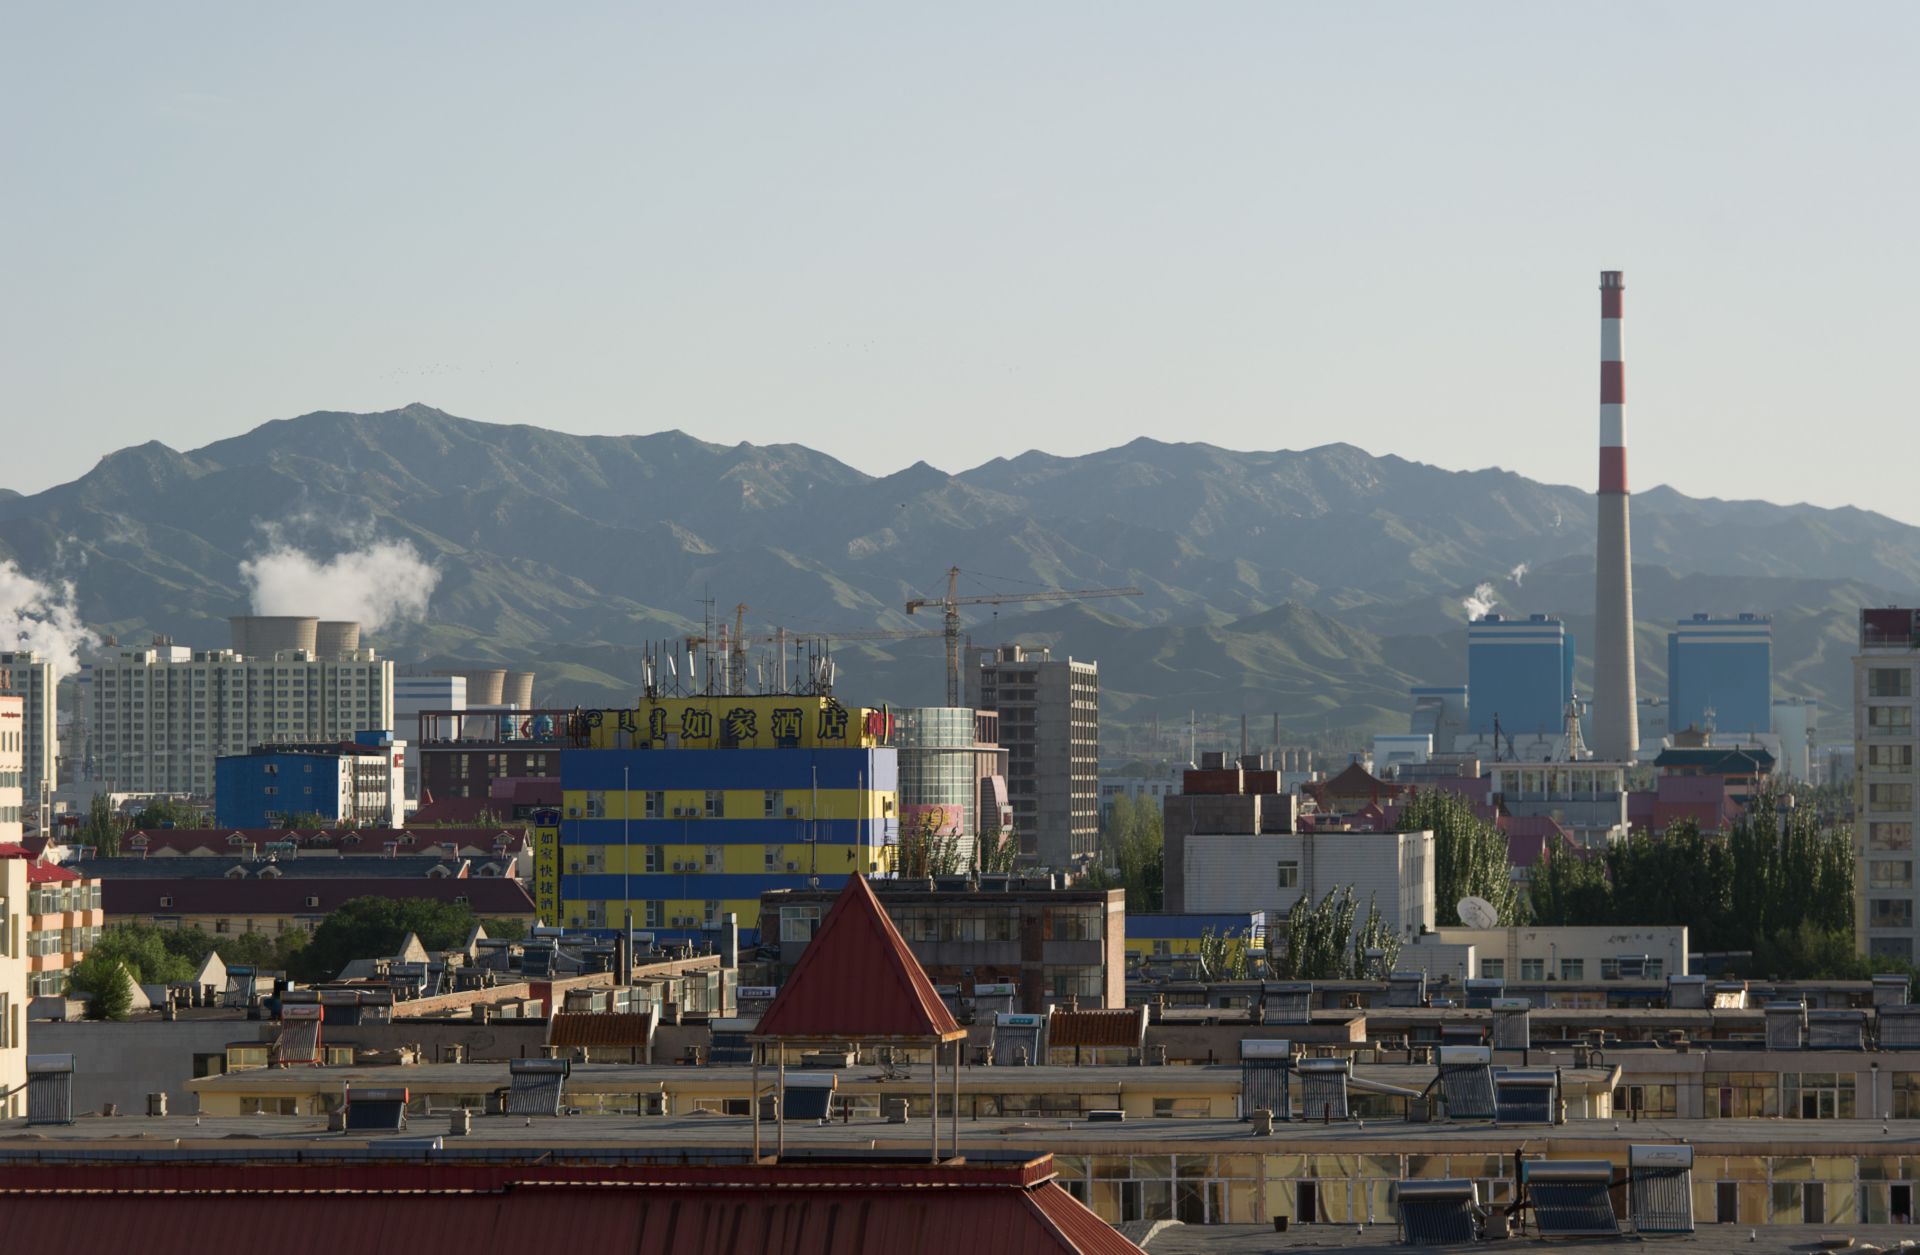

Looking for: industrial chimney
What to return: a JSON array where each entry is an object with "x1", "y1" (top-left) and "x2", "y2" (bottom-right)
[{"x1": 1591, "y1": 271, "x2": 1639, "y2": 760}]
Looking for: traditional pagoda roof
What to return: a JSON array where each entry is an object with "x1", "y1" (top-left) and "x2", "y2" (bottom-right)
[{"x1": 755, "y1": 875, "x2": 964, "y2": 1043}]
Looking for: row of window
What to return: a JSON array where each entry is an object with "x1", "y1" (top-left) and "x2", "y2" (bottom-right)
[{"x1": 1478, "y1": 957, "x2": 1662, "y2": 981}]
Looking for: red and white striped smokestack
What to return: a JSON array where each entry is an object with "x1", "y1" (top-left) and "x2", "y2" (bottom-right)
[{"x1": 1591, "y1": 270, "x2": 1639, "y2": 760}]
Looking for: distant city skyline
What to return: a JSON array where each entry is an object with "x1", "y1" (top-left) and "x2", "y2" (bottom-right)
[{"x1": 6, "y1": 4, "x2": 1917, "y2": 524}]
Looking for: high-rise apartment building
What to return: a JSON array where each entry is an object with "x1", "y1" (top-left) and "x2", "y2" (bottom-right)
[
  {"x1": 91, "y1": 642, "x2": 393, "y2": 799},
  {"x1": 1668, "y1": 613, "x2": 1773, "y2": 738},
  {"x1": 1855, "y1": 608, "x2": 1920, "y2": 961},
  {"x1": 0, "y1": 689, "x2": 23, "y2": 839},
  {"x1": 963, "y1": 645, "x2": 1099, "y2": 870},
  {"x1": 0, "y1": 653, "x2": 56, "y2": 826}
]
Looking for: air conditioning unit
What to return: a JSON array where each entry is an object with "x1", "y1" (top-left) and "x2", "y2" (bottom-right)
[
  {"x1": 786, "y1": 862, "x2": 799, "y2": 871},
  {"x1": 568, "y1": 862, "x2": 581, "y2": 872},
  {"x1": 785, "y1": 807, "x2": 798, "y2": 817},
  {"x1": 566, "y1": 807, "x2": 581, "y2": 818}
]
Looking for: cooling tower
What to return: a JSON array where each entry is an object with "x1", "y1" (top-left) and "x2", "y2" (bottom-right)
[
  {"x1": 315, "y1": 621, "x2": 362, "y2": 657},
  {"x1": 438, "y1": 668, "x2": 507, "y2": 705},
  {"x1": 1591, "y1": 270, "x2": 1640, "y2": 760},
  {"x1": 505, "y1": 671, "x2": 535, "y2": 708},
  {"x1": 230, "y1": 616, "x2": 319, "y2": 659}
]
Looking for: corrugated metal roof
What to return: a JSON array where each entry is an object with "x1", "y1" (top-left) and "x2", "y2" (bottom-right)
[
  {"x1": 1046, "y1": 1008, "x2": 1146, "y2": 1049},
  {"x1": 756, "y1": 875, "x2": 963, "y2": 1042},
  {"x1": 549, "y1": 1011, "x2": 656, "y2": 1050},
  {"x1": 0, "y1": 1161, "x2": 1144, "y2": 1255}
]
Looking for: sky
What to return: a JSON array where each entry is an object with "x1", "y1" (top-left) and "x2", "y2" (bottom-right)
[{"x1": 4, "y1": 4, "x2": 1917, "y2": 522}]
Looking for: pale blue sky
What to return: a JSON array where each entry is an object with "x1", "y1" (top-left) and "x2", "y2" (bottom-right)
[{"x1": 5, "y1": 4, "x2": 1916, "y2": 521}]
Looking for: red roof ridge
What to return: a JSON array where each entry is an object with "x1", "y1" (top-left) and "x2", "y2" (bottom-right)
[{"x1": 754, "y1": 876, "x2": 963, "y2": 1042}]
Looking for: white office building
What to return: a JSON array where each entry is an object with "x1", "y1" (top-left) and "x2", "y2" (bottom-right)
[
  {"x1": 0, "y1": 653, "x2": 56, "y2": 827},
  {"x1": 1179, "y1": 828, "x2": 1436, "y2": 942}
]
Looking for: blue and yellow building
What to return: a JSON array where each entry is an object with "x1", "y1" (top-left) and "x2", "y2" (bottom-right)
[
  {"x1": 532, "y1": 695, "x2": 898, "y2": 941},
  {"x1": 1125, "y1": 912, "x2": 1267, "y2": 969}
]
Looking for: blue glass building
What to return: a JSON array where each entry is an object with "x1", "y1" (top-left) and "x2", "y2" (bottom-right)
[
  {"x1": 1467, "y1": 614, "x2": 1576, "y2": 737},
  {"x1": 1667, "y1": 613, "x2": 1772, "y2": 736}
]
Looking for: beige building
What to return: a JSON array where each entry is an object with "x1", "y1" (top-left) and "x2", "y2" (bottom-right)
[
  {"x1": 0, "y1": 851, "x2": 26, "y2": 1117},
  {"x1": 964, "y1": 645, "x2": 1099, "y2": 869},
  {"x1": 1856, "y1": 608, "x2": 1920, "y2": 962},
  {"x1": 90, "y1": 642, "x2": 394, "y2": 799},
  {"x1": 0, "y1": 653, "x2": 56, "y2": 829}
]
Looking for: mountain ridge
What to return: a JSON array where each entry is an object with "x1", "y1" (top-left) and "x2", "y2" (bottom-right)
[{"x1": 0, "y1": 405, "x2": 1911, "y2": 739}]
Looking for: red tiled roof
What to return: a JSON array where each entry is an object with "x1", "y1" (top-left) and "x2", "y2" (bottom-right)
[
  {"x1": 0, "y1": 1161, "x2": 1145, "y2": 1255},
  {"x1": 0, "y1": 843, "x2": 32, "y2": 859},
  {"x1": 101, "y1": 877, "x2": 537, "y2": 917},
  {"x1": 1047, "y1": 1007, "x2": 1148, "y2": 1049},
  {"x1": 756, "y1": 876, "x2": 964, "y2": 1042},
  {"x1": 26, "y1": 861, "x2": 80, "y2": 884},
  {"x1": 548, "y1": 1012, "x2": 656, "y2": 1050},
  {"x1": 114, "y1": 827, "x2": 527, "y2": 857}
]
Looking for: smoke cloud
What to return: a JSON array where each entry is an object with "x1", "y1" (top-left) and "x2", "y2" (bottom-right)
[
  {"x1": 1462, "y1": 581, "x2": 1499, "y2": 620},
  {"x1": 240, "y1": 524, "x2": 439, "y2": 631},
  {"x1": 0, "y1": 560, "x2": 96, "y2": 680},
  {"x1": 1509, "y1": 562, "x2": 1529, "y2": 587}
]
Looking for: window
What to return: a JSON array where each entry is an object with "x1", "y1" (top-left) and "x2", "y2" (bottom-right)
[
  {"x1": 1871, "y1": 899, "x2": 1914, "y2": 929},
  {"x1": 644, "y1": 790, "x2": 662, "y2": 819},
  {"x1": 765, "y1": 845, "x2": 785, "y2": 872},
  {"x1": 644, "y1": 901, "x2": 662, "y2": 928},
  {"x1": 781, "y1": 906, "x2": 821, "y2": 942},
  {"x1": 644, "y1": 845, "x2": 663, "y2": 873},
  {"x1": 1782, "y1": 1071, "x2": 1856, "y2": 1120},
  {"x1": 1480, "y1": 959, "x2": 1505, "y2": 979},
  {"x1": 1872, "y1": 861, "x2": 1915, "y2": 891},
  {"x1": 1870, "y1": 745, "x2": 1916, "y2": 774},
  {"x1": 1519, "y1": 958, "x2": 1545, "y2": 980},
  {"x1": 703, "y1": 790, "x2": 721, "y2": 818},
  {"x1": 703, "y1": 900, "x2": 719, "y2": 927},
  {"x1": 1276, "y1": 861, "x2": 1299, "y2": 890},
  {"x1": 764, "y1": 790, "x2": 782, "y2": 818},
  {"x1": 584, "y1": 791, "x2": 606, "y2": 819},
  {"x1": 1047, "y1": 905, "x2": 1102, "y2": 941},
  {"x1": 704, "y1": 845, "x2": 721, "y2": 871},
  {"x1": 1871, "y1": 823, "x2": 1915, "y2": 852},
  {"x1": 1870, "y1": 668, "x2": 1915, "y2": 698},
  {"x1": 1559, "y1": 958, "x2": 1585, "y2": 981},
  {"x1": 1613, "y1": 1084, "x2": 1677, "y2": 1117},
  {"x1": 1870, "y1": 784, "x2": 1915, "y2": 813},
  {"x1": 1870, "y1": 706, "x2": 1915, "y2": 734}
]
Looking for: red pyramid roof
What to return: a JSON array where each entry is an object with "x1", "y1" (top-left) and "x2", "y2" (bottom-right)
[{"x1": 755, "y1": 876, "x2": 964, "y2": 1042}]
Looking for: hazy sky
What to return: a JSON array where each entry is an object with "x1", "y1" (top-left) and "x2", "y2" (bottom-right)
[{"x1": 6, "y1": 4, "x2": 1916, "y2": 522}]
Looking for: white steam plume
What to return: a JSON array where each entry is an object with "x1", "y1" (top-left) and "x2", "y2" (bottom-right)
[
  {"x1": 1462, "y1": 581, "x2": 1498, "y2": 620},
  {"x1": 1509, "y1": 562, "x2": 1529, "y2": 587},
  {"x1": 0, "y1": 560, "x2": 96, "y2": 679},
  {"x1": 240, "y1": 528, "x2": 439, "y2": 631}
]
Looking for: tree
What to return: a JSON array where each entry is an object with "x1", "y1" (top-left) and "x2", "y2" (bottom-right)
[
  {"x1": 278, "y1": 810, "x2": 336, "y2": 830},
  {"x1": 1526, "y1": 844, "x2": 1613, "y2": 927},
  {"x1": 86, "y1": 924, "x2": 197, "y2": 985},
  {"x1": 1398, "y1": 790, "x2": 1522, "y2": 926},
  {"x1": 80, "y1": 792, "x2": 123, "y2": 857},
  {"x1": 479, "y1": 916, "x2": 529, "y2": 942},
  {"x1": 1351, "y1": 894, "x2": 1402, "y2": 980},
  {"x1": 977, "y1": 817, "x2": 1020, "y2": 874},
  {"x1": 1196, "y1": 925, "x2": 1250, "y2": 981},
  {"x1": 129, "y1": 797, "x2": 210, "y2": 829},
  {"x1": 290, "y1": 896, "x2": 482, "y2": 982},
  {"x1": 70, "y1": 956, "x2": 134, "y2": 1020},
  {"x1": 896, "y1": 810, "x2": 965, "y2": 878},
  {"x1": 1096, "y1": 794, "x2": 1165, "y2": 914}
]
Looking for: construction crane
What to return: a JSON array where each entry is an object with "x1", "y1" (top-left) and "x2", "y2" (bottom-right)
[{"x1": 906, "y1": 566, "x2": 1142, "y2": 706}]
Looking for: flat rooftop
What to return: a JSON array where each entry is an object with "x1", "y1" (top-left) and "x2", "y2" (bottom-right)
[
  {"x1": 1139, "y1": 1225, "x2": 1920, "y2": 1255},
  {"x1": 8, "y1": 1112, "x2": 1919, "y2": 1157}
]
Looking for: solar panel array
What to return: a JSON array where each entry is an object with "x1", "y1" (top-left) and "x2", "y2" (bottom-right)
[
  {"x1": 1629, "y1": 1145, "x2": 1695, "y2": 1234},
  {"x1": 1397, "y1": 1180, "x2": 1478, "y2": 1246},
  {"x1": 1525, "y1": 1162, "x2": 1620, "y2": 1237},
  {"x1": 506, "y1": 1058, "x2": 569, "y2": 1116},
  {"x1": 1297, "y1": 1061, "x2": 1349, "y2": 1120},
  {"x1": 25, "y1": 1055, "x2": 75, "y2": 1127}
]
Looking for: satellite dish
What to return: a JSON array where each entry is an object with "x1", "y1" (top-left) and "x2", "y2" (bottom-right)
[{"x1": 1457, "y1": 896, "x2": 1498, "y2": 929}]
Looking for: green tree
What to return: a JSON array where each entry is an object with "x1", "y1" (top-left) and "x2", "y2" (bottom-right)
[
  {"x1": 1351, "y1": 894, "x2": 1402, "y2": 980},
  {"x1": 278, "y1": 810, "x2": 337, "y2": 830},
  {"x1": 1095, "y1": 794, "x2": 1165, "y2": 914},
  {"x1": 80, "y1": 792, "x2": 123, "y2": 857},
  {"x1": 1526, "y1": 844, "x2": 1613, "y2": 926},
  {"x1": 1196, "y1": 925, "x2": 1251, "y2": 981},
  {"x1": 977, "y1": 817, "x2": 1020, "y2": 874},
  {"x1": 87, "y1": 924, "x2": 197, "y2": 985},
  {"x1": 1398, "y1": 791, "x2": 1522, "y2": 926},
  {"x1": 478, "y1": 916, "x2": 529, "y2": 942},
  {"x1": 129, "y1": 797, "x2": 210, "y2": 829},
  {"x1": 70, "y1": 956, "x2": 134, "y2": 1020},
  {"x1": 896, "y1": 810, "x2": 965, "y2": 878},
  {"x1": 290, "y1": 896, "x2": 481, "y2": 982}
]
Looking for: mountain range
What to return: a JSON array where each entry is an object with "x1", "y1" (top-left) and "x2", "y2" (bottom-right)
[{"x1": 2, "y1": 404, "x2": 1912, "y2": 748}]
